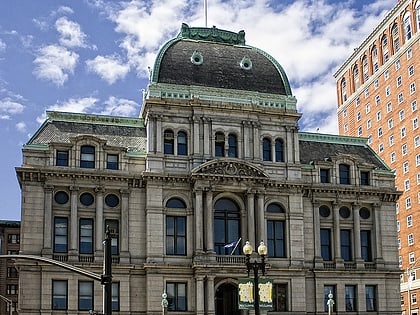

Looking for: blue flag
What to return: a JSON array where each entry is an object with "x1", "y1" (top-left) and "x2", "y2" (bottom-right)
[{"x1": 224, "y1": 240, "x2": 238, "y2": 248}]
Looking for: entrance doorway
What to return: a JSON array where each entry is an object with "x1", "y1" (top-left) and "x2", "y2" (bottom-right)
[{"x1": 215, "y1": 283, "x2": 239, "y2": 315}]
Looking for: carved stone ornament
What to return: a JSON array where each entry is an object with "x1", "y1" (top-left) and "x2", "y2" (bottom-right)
[{"x1": 193, "y1": 159, "x2": 268, "y2": 178}]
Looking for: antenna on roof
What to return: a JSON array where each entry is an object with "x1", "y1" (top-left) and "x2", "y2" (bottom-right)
[{"x1": 204, "y1": 0, "x2": 208, "y2": 27}]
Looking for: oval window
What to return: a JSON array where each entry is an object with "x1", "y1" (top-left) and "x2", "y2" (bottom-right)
[
  {"x1": 105, "y1": 194, "x2": 120, "y2": 208},
  {"x1": 319, "y1": 205, "x2": 331, "y2": 218},
  {"x1": 80, "y1": 192, "x2": 94, "y2": 206},
  {"x1": 359, "y1": 207, "x2": 370, "y2": 219},
  {"x1": 339, "y1": 206, "x2": 351, "y2": 219},
  {"x1": 54, "y1": 191, "x2": 69, "y2": 205}
]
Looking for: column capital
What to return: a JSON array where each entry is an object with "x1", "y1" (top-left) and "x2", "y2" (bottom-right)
[
  {"x1": 95, "y1": 186, "x2": 105, "y2": 194},
  {"x1": 69, "y1": 185, "x2": 79, "y2": 191}
]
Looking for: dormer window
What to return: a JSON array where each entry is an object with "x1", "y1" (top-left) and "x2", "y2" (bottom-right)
[
  {"x1": 80, "y1": 145, "x2": 95, "y2": 168},
  {"x1": 107, "y1": 154, "x2": 118, "y2": 170},
  {"x1": 339, "y1": 164, "x2": 351, "y2": 184},
  {"x1": 56, "y1": 150, "x2": 69, "y2": 166}
]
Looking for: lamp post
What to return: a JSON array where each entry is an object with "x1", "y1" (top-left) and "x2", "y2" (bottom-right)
[
  {"x1": 161, "y1": 291, "x2": 168, "y2": 315},
  {"x1": 243, "y1": 240, "x2": 267, "y2": 315},
  {"x1": 327, "y1": 291, "x2": 334, "y2": 315}
]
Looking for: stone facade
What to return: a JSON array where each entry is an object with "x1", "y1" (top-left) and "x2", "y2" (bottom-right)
[{"x1": 15, "y1": 24, "x2": 401, "y2": 314}]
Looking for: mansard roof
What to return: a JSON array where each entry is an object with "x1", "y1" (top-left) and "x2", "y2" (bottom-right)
[
  {"x1": 26, "y1": 111, "x2": 146, "y2": 153},
  {"x1": 152, "y1": 23, "x2": 292, "y2": 96},
  {"x1": 298, "y1": 132, "x2": 390, "y2": 171}
]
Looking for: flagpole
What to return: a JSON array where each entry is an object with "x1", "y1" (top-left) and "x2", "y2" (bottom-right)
[
  {"x1": 230, "y1": 237, "x2": 241, "y2": 255},
  {"x1": 204, "y1": 0, "x2": 208, "y2": 27}
]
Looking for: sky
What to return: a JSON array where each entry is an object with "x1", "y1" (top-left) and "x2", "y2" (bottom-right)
[{"x1": 0, "y1": 0, "x2": 398, "y2": 220}]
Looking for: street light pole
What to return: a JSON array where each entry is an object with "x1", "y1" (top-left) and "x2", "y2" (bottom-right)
[
  {"x1": 243, "y1": 241, "x2": 268, "y2": 315},
  {"x1": 101, "y1": 226, "x2": 112, "y2": 315}
]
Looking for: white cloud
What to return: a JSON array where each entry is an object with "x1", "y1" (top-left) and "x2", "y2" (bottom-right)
[
  {"x1": 0, "y1": 39, "x2": 6, "y2": 53},
  {"x1": 0, "y1": 98, "x2": 25, "y2": 119},
  {"x1": 99, "y1": 96, "x2": 140, "y2": 116},
  {"x1": 33, "y1": 44, "x2": 79, "y2": 86},
  {"x1": 15, "y1": 121, "x2": 27, "y2": 133},
  {"x1": 86, "y1": 55, "x2": 130, "y2": 84},
  {"x1": 55, "y1": 17, "x2": 87, "y2": 48},
  {"x1": 47, "y1": 97, "x2": 99, "y2": 113}
]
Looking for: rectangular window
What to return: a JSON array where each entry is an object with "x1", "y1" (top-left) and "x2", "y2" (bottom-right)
[
  {"x1": 79, "y1": 218, "x2": 93, "y2": 254},
  {"x1": 410, "y1": 82, "x2": 416, "y2": 94},
  {"x1": 167, "y1": 282, "x2": 187, "y2": 311},
  {"x1": 6, "y1": 284, "x2": 18, "y2": 295},
  {"x1": 365, "y1": 285, "x2": 377, "y2": 311},
  {"x1": 273, "y1": 283, "x2": 288, "y2": 311},
  {"x1": 345, "y1": 285, "x2": 357, "y2": 311},
  {"x1": 7, "y1": 267, "x2": 18, "y2": 278},
  {"x1": 401, "y1": 127, "x2": 406, "y2": 138},
  {"x1": 7, "y1": 234, "x2": 20, "y2": 244},
  {"x1": 408, "y1": 233, "x2": 414, "y2": 246},
  {"x1": 267, "y1": 220, "x2": 286, "y2": 258},
  {"x1": 112, "y1": 282, "x2": 120, "y2": 311},
  {"x1": 389, "y1": 134, "x2": 394, "y2": 146},
  {"x1": 412, "y1": 293, "x2": 417, "y2": 304},
  {"x1": 321, "y1": 229, "x2": 331, "y2": 261},
  {"x1": 360, "y1": 171, "x2": 369, "y2": 186},
  {"x1": 56, "y1": 150, "x2": 69, "y2": 166},
  {"x1": 407, "y1": 198, "x2": 412, "y2": 209},
  {"x1": 166, "y1": 216, "x2": 186, "y2": 255},
  {"x1": 106, "y1": 154, "x2": 118, "y2": 170},
  {"x1": 387, "y1": 101, "x2": 392, "y2": 112},
  {"x1": 361, "y1": 230, "x2": 372, "y2": 262},
  {"x1": 80, "y1": 145, "x2": 95, "y2": 168},
  {"x1": 324, "y1": 285, "x2": 336, "y2": 312},
  {"x1": 106, "y1": 219, "x2": 119, "y2": 255},
  {"x1": 78, "y1": 281, "x2": 93, "y2": 311},
  {"x1": 410, "y1": 252, "x2": 415, "y2": 263},
  {"x1": 415, "y1": 136, "x2": 420, "y2": 147},
  {"x1": 52, "y1": 280, "x2": 68, "y2": 310},
  {"x1": 339, "y1": 164, "x2": 350, "y2": 184},
  {"x1": 407, "y1": 215, "x2": 413, "y2": 227},
  {"x1": 340, "y1": 229, "x2": 352, "y2": 261},
  {"x1": 320, "y1": 169, "x2": 330, "y2": 183},
  {"x1": 54, "y1": 217, "x2": 68, "y2": 253}
]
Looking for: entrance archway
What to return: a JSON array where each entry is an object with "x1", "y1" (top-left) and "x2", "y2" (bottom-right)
[{"x1": 215, "y1": 282, "x2": 239, "y2": 315}]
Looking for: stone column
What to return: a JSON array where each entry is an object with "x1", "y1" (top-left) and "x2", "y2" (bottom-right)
[
  {"x1": 373, "y1": 203, "x2": 384, "y2": 266},
  {"x1": 242, "y1": 121, "x2": 249, "y2": 159},
  {"x1": 252, "y1": 122, "x2": 259, "y2": 160},
  {"x1": 313, "y1": 202, "x2": 324, "y2": 268},
  {"x1": 156, "y1": 115, "x2": 162, "y2": 153},
  {"x1": 147, "y1": 114, "x2": 155, "y2": 153},
  {"x1": 205, "y1": 189, "x2": 214, "y2": 252},
  {"x1": 193, "y1": 116, "x2": 201, "y2": 155},
  {"x1": 353, "y1": 204, "x2": 364, "y2": 268},
  {"x1": 206, "y1": 276, "x2": 215, "y2": 315},
  {"x1": 247, "y1": 190, "x2": 255, "y2": 246},
  {"x1": 257, "y1": 192, "x2": 265, "y2": 242},
  {"x1": 69, "y1": 186, "x2": 79, "y2": 260},
  {"x1": 95, "y1": 187, "x2": 104, "y2": 253},
  {"x1": 196, "y1": 276, "x2": 205, "y2": 315},
  {"x1": 203, "y1": 117, "x2": 210, "y2": 157},
  {"x1": 195, "y1": 189, "x2": 204, "y2": 252},
  {"x1": 120, "y1": 189, "x2": 130, "y2": 263},
  {"x1": 42, "y1": 185, "x2": 53, "y2": 253},
  {"x1": 333, "y1": 203, "x2": 342, "y2": 262}
]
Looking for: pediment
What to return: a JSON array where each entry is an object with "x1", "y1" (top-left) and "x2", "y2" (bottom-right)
[{"x1": 191, "y1": 158, "x2": 269, "y2": 178}]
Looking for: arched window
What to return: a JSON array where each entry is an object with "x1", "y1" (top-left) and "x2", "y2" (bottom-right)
[
  {"x1": 362, "y1": 55, "x2": 369, "y2": 82},
  {"x1": 164, "y1": 130, "x2": 174, "y2": 154},
  {"x1": 275, "y1": 139, "x2": 284, "y2": 162},
  {"x1": 381, "y1": 35, "x2": 388, "y2": 63},
  {"x1": 341, "y1": 78, "x2": 347, "y2": 102},
  {"x1": 215, "y1": 132, "x2": 225, "y2": 157},
  {"x1": 392, "y1": 24, "x2": 400, "y2": 53},
  {"x1": 371, "y1": 45, "x2": 378, "y2": 72},
  {"x1": 416, "y1": 3, "x2": 420, "y2": 32},
  {"x1": 263, "y1": 137, "x2": 271, "y2": 161},
  {"x1": 267, "y1": 203, "x2": 285, "y2": 213},
  {"x1": 404, "y1": 13, "x2": 412, "y2": 41},
  {"x1": 339, "y1": 164, "x2": 351, "y2": 184},
  {"x1": 353, "y1": 64, "x2": 359, "y2": 90},
  {"x1": 228, "y1": 134, "x2": 238, "y2": 158},
  {"x1": 214, "y1": 198, "x2": 240, "y2": 255},
  {"x1": 80, "y1": 145, "x2": 95, "y2": 168},
  {"x1": 166, "y1": 198, "x2": 186, "y2": 208},
  {"x1": 177, "y1": 131, "x2": 187, "y2": 156}
]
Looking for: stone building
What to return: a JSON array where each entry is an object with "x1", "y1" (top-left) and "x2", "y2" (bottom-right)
[
  {"x1": 0, "y1": 220, "x2": 20, "y2": 315},
  {"x1": 334, "y1": 0, "x2": 420, "y2": 313},
  {"x1": 15, "y1": 24, "x2": 401, "y2": 314}
]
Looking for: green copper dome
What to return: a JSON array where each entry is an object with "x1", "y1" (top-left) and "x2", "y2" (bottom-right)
[{"x1": 151, "y1": 23, "x2": 293, "y2": 96}]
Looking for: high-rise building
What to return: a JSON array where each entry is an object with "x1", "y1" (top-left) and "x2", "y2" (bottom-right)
[
  {"x1": 0, "y1": 220, "x2": 20, "y2": 315},
  {"x1": 15, "y1": 24, "x2": 401, "y2": 314},
  {"x1": 334, "y1": 0, "x2": 420, "y2": 313}
]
